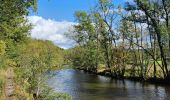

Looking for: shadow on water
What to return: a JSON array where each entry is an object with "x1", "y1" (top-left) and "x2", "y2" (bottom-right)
[{"x1": 48, "y1": 69, "x2": 170, "y2": 100}]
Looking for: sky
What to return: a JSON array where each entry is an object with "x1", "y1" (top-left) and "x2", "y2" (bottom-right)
[{"x1": 28, "y1": 0, "x2": 127, "y2": 49}]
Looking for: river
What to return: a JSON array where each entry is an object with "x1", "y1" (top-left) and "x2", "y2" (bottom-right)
[{"x1": 48, "y1": 69, "x2": 170, "y2": 100}]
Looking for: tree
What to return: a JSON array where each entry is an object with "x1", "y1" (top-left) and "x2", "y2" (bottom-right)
[
  {"x1": 128, "y1": 0, "x2": 170, "y2": 78},
  {"x1": 0, "y1": 0, "x2": 37, "y2": 68},
  {"x1": 16, "y1": 40, "x2": 65, "y2": 99},
  {"x1": 69, "y1": 11, "x2": 101, "y2": 72}
]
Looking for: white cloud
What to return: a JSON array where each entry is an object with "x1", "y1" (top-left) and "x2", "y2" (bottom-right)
[{"x1": 28, "y1": 16, "x2": 76, "y2": 49}]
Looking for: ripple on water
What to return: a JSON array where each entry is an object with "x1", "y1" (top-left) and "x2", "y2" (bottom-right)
[{"x1": 48, "y1": 69, "x2": 170, "y2": 100}]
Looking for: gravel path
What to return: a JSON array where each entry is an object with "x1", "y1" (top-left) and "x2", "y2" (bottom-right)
[{"x1": 5, "y1": 68, "x2": 14, "y2": 100}]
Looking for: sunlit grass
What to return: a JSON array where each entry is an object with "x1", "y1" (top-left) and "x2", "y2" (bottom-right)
[
  {"x1": 0, "y1": 69, "x2": 7, "y2": 100},
  {"x1": 96, "y1": 60, "x2": 166, "y2": 79}
]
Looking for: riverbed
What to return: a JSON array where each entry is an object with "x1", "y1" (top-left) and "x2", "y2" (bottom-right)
[{"x1": 48, "y1": 69, "x2": 170, "y2": 100}]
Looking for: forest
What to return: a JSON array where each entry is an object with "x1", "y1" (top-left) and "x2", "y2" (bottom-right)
[{"x1": 0, "y1": 0, "x2": 170, "y2": 100}]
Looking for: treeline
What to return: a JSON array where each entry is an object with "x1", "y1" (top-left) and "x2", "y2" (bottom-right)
[
  {"x1": 0, "y1": 0, "x2": 71, "y2": 99},
  {"x1": 67, "y1": 0, "x2": 170, "y2": 81}
]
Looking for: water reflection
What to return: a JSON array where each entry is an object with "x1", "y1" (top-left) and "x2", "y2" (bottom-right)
[{"x1": 48, "y1": 69, "x2": 170, "y2": 100}]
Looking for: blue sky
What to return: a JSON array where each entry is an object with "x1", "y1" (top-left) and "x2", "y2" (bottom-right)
[
  {"x1": 29, "y1": 0, "x2": 127, "y2": 49},
  {"x1": 30, "y1": 0, "x2": 126, "y2": 21}
]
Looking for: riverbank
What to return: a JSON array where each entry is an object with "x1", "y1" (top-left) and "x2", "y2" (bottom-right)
[{"x1": 77, "y1": 68, "x2": 170, "y2": 85}]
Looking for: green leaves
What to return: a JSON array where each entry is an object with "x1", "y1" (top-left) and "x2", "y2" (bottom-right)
[
  {"x1": 25, "y1": 0, "x2": 38, "y2": 12},
  {"x1": 0, "y1": 0, "x2": 35, "y2": 61},
  {"x1": 16, "y1": 39, "x2": 65, "y2": 99},
  {"x1": 0, "y1": 41, "x2": 6, "y2": 56}
]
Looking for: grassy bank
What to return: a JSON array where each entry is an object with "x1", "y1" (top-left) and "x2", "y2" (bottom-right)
[{"x1": 76, "y1": 65, "x2": 170, "y2": 85}]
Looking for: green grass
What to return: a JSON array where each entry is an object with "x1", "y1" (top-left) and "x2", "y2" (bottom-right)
[
  {"x1": 95, "y1": 60, "x2": 168, "y2": 79},
  {"x1": 0, "y1": 69, "x2": 6, "y2": 100}
]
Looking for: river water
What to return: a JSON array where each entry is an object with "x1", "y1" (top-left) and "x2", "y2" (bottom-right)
[{"x1": 48, "y1": 69, "x2": 170, "y2": 100}]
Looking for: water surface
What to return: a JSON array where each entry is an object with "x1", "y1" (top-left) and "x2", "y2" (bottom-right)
[{"x1": 48, "y1": 69, "x2": 170, "y2": 100}]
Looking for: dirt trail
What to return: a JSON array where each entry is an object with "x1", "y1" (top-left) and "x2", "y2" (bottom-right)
[{"x1": 4, "y1": 68, "x2": 14, "y2": 100}]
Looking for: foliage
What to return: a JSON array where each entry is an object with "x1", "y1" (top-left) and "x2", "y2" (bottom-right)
[
  {"x1": 15, "y1": 39, "x2": 66, "y2": 99},
  {"x1": 0, "y1": 0, "x2": 37, "y2": 68},
  {"x1": 67, "y1": 0, "x2": 170, "y2": 80},
  {"x1": 0, "y1": 0, "x2": 71, "y2": 99}
]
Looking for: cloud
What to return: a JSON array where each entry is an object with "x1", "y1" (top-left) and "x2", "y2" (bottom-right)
[{"x1": 28, "y1": 16, "x2": 76, "y2": 49}]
